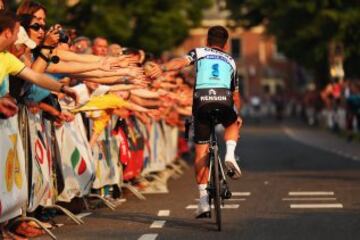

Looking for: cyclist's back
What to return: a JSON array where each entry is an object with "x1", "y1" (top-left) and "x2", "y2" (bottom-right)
[
  {"x1": 187, "y1": 46, "x2": 238, "y2": 145},
  {"x1": 189, "y1": 47, "x2": 236, "y2": 90}
]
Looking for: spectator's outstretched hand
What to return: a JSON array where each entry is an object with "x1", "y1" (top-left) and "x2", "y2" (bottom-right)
[
  {"x1": 61, "y1": 112, "x2": 75, "y2": 122},
  {"x1": 61, "y1": 85, "x2": 80, "y2": 106},
  {"x1": 0, "y1": 96, "x2": 18, "y2": 118},
  {"x1": 98, "y1": 57, "x2": 118, "y2": 71},
  {"x1": 145, "y1": 62, "x2": 162, "y2": 79},
  {"x1": 127, "y1": 66, "x2": 144, "y2": 78},
  {"x1": 132, "y1": 79, "x2": 148, "y2": 87},
  {"x1": 116, "y1": 55, "x2": 140, "y2": 68}
]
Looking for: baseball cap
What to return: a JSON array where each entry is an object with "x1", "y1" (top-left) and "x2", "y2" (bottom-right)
[{"x1": 15, "y1": 26, "x2": 36, "y2": 49}]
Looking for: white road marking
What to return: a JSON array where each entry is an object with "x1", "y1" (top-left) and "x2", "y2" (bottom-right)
[
  {"x1": 225, "y1": 198, "x2": 247, "y2": 202},
  {"x1": 186, "y1": 204, "x2": 239, "y2": 209},
  {"x1": 157, "y1": 210, "x2": 170, "y2": 217},
  {"x1": 232, "y1": 192, "x2": 251, "y2": 196},
  {"x1": 290, "y1": 203, "x2": 343, "y2": 209},
  {"x1": 282, "y1": 197, "x2": 337, "y2": 201},
  {"x1": 138, "y1": 234, "x2": 158, "y2": 240},
  {"x1": 195, "y1": 198, "x2": 246, "y2": 201},
  {"x1": 150, "y1": 220, "x2": 166, "y2": 229},
  {"x1": 289, "y1": 191, "x2": 334, "y2": 196}
]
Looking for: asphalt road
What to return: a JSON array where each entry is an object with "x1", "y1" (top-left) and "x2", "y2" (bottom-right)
[{"x1": 41, "y1": 122, "x2": 360, "y2": 240}]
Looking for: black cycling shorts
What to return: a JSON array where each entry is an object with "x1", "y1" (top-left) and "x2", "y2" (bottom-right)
[{"x1": 192, "y1": 88, "x2": 237, "y2": 144}]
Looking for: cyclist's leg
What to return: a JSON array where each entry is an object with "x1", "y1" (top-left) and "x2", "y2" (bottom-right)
[
  {"x1": 193, "y1": 116, "x2": 211, "y2": 218},
  {"x1": 223, "y1": 109, "x2": 242, "y2": 179},
  {"x1": 194, "y1": 143, "x2": 209, "y2": 184}
]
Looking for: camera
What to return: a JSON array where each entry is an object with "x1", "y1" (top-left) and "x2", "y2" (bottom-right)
[{"x1": 59, "y1": 29, "x2": 69, "y2": 43}]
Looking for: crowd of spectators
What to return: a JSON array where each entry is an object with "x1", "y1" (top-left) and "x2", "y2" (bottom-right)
[
  {"x1": 0, "y1": 0, "x2": 193, "y2": 239},
  {"x1": 242, "y1": 78, "x2": 360, "y2": 141}
]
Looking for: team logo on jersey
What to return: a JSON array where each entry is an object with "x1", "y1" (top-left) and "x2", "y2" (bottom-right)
[
  {"x1": 212, "y1": 64, "x2": 219, "y2": 78},
  {"x1": 200, "y1": 89, "x2": 226, "y2": 101},
  {"x1": 209, "y1": 89, "x2": 217, "y2": 96}
]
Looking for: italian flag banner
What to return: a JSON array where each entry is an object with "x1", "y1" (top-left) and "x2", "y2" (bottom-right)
[
  {"x1": 55, "y1": 114, "x2": 95, "y2": 202},
  {"x1": 0, "y1": 116, "x2": 27, "y2": 223}
]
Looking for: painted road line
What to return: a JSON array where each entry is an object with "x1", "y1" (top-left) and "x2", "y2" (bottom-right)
[
  {"x1": 195, "y1": 198, "x2": 246, "y2": 201},
  {"x1": 282, "y1": 197, "x2": 337, "y2": 201},
  {"x1": 225, "y1": 198, "x2": 247, "y2": 202},
  {"x1": 158, "y1": 210, "x2": 170, "y2": 217},
  {"x1": 290, "y1": 203, "x2": 343, "y2": 209},
  {"x1": 138, "y1": 234, "x2": 158, "y2": 240},
  {"x1": 289, "y1": 191, "x2": 334, "y2": 196},
  {"x1": 186, "y1": 204, "x2": 240, "y2": 209},
  {"x1": 150, "y1": 220, "x2": 166, "y2": 229},
  {"x1": 232, "y1": 192, "x2": 251, "y2": 197}
]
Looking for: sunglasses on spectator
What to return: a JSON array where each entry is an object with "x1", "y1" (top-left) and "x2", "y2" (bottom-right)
[{"x1": 28, "y1": 23, "x2": 46, "y2": 31}]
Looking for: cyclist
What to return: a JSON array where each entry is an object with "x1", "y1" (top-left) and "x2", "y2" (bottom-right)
[{"x1": 148, "y1": 26, "x2": 242, "y2": 218}]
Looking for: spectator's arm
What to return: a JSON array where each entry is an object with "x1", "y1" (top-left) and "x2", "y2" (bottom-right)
[
  {"x1": 71, "y1": 66, "x2": 144, "y2": 81},
  {"x1": 148, "y1": 57, "x2": 190, "y2": 78},
  {"x1": 38, "y1": 102, "x2": 61, "y2": 117},
  {"x1": 320, "y1": 85, "x2": 332, "y2": 109},
  {"x1": 17, "y1": 67, "x2": 63, "y2": 92},
  {"x1": 131, "y1": 89, "x2": 161, "y2": 99},
  {"x1": 70, "y1": 68, "x2": 132, "y2": 78},
  {"x1": 55, "y1": 49, "x2": 102, "y2": 63},
  {"x1": 45, "y1": 61, "x2": 105, "y2": 74},
  {"x1": 17, "y1": 67, "x2": 78, "y2": 103},
  {"x1": 125, "y1": 102, "x2": 150, "y2": 113},
  {"x1": 109, "y1": 84, "x2": 140, "y2": 92},
  {"x1": 77, "y1": 76, "x2": 128, "y2": 84},
  {"x1": 162, "y1": 57, "x2": 191, "y2": 72},
  {"x1": 176, "y1": 106, "x2": 192, "y2": 116},
  {"x1": 130, "y1": 94, "x2": 161, "y2": 108}
]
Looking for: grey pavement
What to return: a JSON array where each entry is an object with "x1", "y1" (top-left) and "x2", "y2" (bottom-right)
[
  {"x1": 283, "y1": 123, "x2": 360, "y2": 161},
  {"x1": 38, "y1": 121, "x2": 360, "y2": 240}
]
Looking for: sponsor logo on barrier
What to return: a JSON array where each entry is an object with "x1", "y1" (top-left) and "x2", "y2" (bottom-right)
[{"x1": 5, "y1": 134, "x2": 22, "y2": 192}]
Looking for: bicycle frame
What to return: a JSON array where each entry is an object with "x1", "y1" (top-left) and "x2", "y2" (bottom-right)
[
  {"x1": 206, "y1": 110, "x2": 232, "y2": 231},
  {"x1": 207, "y1": 124, "x2": 227, "y2": 189}
]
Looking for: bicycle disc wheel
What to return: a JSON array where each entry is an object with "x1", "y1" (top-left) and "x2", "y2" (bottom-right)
[{"x1": 212, "y1": 145, "x2": 222, "y2": 231}]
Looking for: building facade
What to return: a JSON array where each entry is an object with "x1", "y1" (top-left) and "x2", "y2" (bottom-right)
[{"x1": 173, "y1": 1, "x2": 297, "y2": 98}]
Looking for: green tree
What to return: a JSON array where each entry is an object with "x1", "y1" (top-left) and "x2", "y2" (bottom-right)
[
  {"x1": 226, "y1": 0, "x2": 360, "y2": 86},
  {"x1": 38, "y1": 0, "x2": 212, "y2": 55}
]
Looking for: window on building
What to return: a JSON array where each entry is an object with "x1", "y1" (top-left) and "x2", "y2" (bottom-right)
[{"x1": 231, "y1": 38, "x2": 241, "y2": 59}]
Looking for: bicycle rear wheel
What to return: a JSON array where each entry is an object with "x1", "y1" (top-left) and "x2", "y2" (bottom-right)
[{"x1": 212, "y1": 145, "x2": 222, "y2": 231}]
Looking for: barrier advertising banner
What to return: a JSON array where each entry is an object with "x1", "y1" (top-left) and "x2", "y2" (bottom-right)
[
  {"x1": 0, "y1": 116, "x2": 27, "y2": 222},
  {"x1": 55, "y1": 114, "x2": 95, "y2": 202}
]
